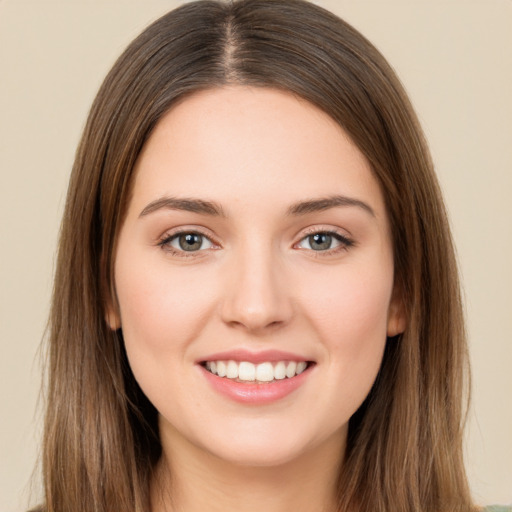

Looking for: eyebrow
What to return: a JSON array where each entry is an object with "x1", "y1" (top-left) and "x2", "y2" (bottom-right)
[
  {"x1": 139, "y1": 197, "x2": 226, "y2": 218},
  {"x1": 139, "y1": 194, "x2": 375, "y2": 219},
  {"x1": 287, "y1": 195, "x2": 375, "y2": 217}
]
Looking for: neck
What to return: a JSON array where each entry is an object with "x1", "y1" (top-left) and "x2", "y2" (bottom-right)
[{"x1": 151, "y1": 426, "x2": 345, "y2": 512}]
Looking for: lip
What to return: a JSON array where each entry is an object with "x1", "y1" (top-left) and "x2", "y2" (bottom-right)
[
  {"x1": 196, "y1": 348, "x2": 311, "y2": 365},
  {"x1": 198, "y1": 358, "x2": 315, "y2": 405}
]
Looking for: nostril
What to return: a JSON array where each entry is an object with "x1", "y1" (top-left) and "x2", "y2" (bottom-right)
[{"x1": 220, "y1": 269, "x2": 294, "y2": 332}]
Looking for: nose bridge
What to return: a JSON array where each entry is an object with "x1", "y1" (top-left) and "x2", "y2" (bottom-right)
[{"x1": 221, "y1": 238, "x2": 292, "y2": 332}]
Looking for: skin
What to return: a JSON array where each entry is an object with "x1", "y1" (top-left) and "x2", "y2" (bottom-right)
[{"x1": 108, "y1": 86, "x2": 405, "y2": 512}]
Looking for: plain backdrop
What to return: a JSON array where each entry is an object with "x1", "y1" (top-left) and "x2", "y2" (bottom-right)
[{"x1": 0, "y1": 1, "x2": 511, "y2": 510}]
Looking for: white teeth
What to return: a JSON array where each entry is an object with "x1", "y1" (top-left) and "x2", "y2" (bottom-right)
[
  {"x1": 226, "y1": 360, "x2": 238, "y2": 379},
  {"x1": 238, "y1": 361, "x2": 256, "y2": 381},
  {"x1": 285, "y1": 361, "x2": 297, "y2": 378},
  {"x1": 274, "y1": 361, "x2": 286, "y2": 380},
  {"x1": 216, "y1": 361, "x2": 227, "y2": 377},
  {"x1": 204, "y1": 359, "x2": 310, "y2": 382},
  {"x1": 296, "y1": 361, "x2": 307, "y2": 374},
  {"x1": 256, "y1": 362, "x2": 274, "y2": 382}
]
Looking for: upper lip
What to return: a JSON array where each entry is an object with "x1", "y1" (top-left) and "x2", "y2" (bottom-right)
[{"x1": 197, "y1": 349, "x2": 313, "y2": 365}]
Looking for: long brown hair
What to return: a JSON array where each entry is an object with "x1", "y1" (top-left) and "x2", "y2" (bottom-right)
[{"x1": 38, "y1": 1, "x2": 476, "y2": 511}]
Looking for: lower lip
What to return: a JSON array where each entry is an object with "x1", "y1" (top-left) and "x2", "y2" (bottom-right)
[{"x1": 200, "y1": 365, "x2": 313, "y2": 404}]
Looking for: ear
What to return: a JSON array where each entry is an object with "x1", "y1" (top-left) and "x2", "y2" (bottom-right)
[
  {"x1": 387, "y1": 287, "x2": 406, "y2": 337},
  {"x1": 101, "y1": 254, "x2": 121, "y2": 331},
  {"x1": 105, "y1": 301, "x2": 121, "y2": 331}
]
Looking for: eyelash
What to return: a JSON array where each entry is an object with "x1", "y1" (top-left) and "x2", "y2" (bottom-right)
[
  {"x1": 295, "y1": 227, "x2": 355, "y2": 256},
  {"x1": 157, "y1": 228, "x2": 218, "y2": 258},
  {"x1": 157, "y1": 228, "x2": 355, "y2": 257}
]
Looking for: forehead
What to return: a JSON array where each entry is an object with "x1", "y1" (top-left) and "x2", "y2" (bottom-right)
[{"x1": 129, "y1": 86, "x2": 386, "y2": 219}]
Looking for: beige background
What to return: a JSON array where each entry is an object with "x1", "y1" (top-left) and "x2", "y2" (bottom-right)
[{"x1": 1, "y1": 1, "x2": 510, "y2": 510}]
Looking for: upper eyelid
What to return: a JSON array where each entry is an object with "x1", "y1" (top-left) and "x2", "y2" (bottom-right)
[
  {"x1": 157, "y1": 225, "x2": 354, "y2": 248},
  {"x1": 159, "y1": 226, "x2": 217, "y2": 242},
  {"x1": 297, "y1": 231, "x2": 351, "y2": 245},
  {"x1": 157, "y1": 229, "x2": 219, "y2": 258},
  {"x1": 294, "y1": 226, "x2": 355, "y2": 250},
  {"x1": 297, "y1": 225, "x2": 353, "y2": 240}
]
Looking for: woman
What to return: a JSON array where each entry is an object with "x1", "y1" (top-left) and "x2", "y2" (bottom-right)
[{"x1": 34, "y1": 0, "x2": 502, "y2": 511}]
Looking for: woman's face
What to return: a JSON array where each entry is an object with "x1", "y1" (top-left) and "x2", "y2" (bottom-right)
[{"x1": 109, "y1": 86, "x2": 404, "y2": 467}]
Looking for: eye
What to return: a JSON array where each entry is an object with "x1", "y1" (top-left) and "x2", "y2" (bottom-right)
[
  {"x1": 162, "y1": 232, "x2": 214, "y2": 253},
  {"x1": 296, "y1": 231, "x2": 353, "y2": 252}
]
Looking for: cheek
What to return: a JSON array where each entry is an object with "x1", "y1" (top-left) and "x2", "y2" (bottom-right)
[
  {"x1": 114, "y1": 255, "x2": 216, "y2": 358},
  {"x1": 303, "y1": 263, "x2": 393, "y2": 338},
  {"x1": 302, "y1": 271, "x2": 391, "y2": 422},
  {"x1": 114, "y1": 257, "x2": 219, "y2": 414},
  {"x1": 299, "y1": 261, "x2": 393, "y2": 390}
]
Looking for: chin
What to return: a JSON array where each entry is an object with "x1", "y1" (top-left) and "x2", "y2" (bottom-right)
[
  {"x1": 194, "y1": 420, "x2": 340, "y2": 469},
  {"x1": 207, "y1": 439, "x2": 309, "y2": 468}
]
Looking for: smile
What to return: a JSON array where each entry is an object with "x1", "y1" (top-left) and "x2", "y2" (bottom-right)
[
  {"x1": 198, "y1": 349, "x2": 315, "y2": 403},
  {"x1": 203, "y1": 360, "x2": 309, "y2": 383}
]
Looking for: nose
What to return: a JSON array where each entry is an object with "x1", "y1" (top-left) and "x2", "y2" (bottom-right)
[{"x1": 220, "y1": 245, "x2": 294, "y2": 334}]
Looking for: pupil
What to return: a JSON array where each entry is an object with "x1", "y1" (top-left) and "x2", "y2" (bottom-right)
[
  {"x1": 179, "y1": 233, "x2": 202, "y2": 251},
  {"x1": 310, "y1": 233, "x2": 332, "y2": 250}
]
